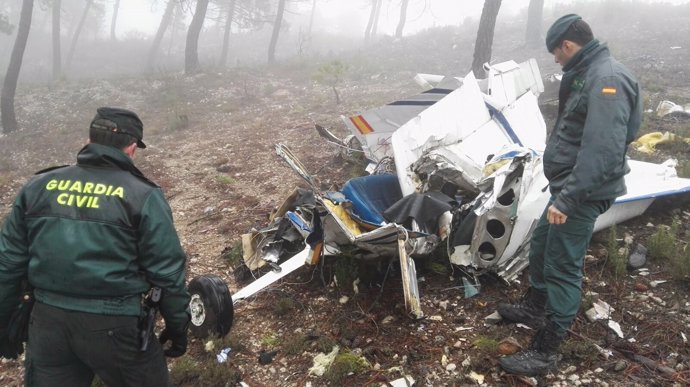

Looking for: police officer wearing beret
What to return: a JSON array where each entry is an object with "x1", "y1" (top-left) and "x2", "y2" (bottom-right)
[
  {"x1": 497, "y1": 15, "x2": 642, "y2": 375},
  {"x1": 0, "y1": 107, "x2": 191, "y2": 386}
]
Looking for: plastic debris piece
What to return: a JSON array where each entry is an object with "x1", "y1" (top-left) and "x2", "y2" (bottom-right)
[
  {"x1": 585, "y1": 299, "x2": 615, "y2": 322},
  {"x1": 650, "y1": 280, "x2": 667, "y2": 288},
  {"x1": 469, "y1": 371, "x2": 484, "y2": 384},
  {"x1": 258, "y1": 350, "x2": 278, "y2": 365},
  {"x1": 484, "y1": 311, "x2": 502, "y2": 324},
  {"x1": 309, "y1": 346, "x2": 340, "y2": 376},
  {"x1": 216, "y1": 347, "x2": 232, "y2": 363},
  {"x1": 462, "y1": 277, "x2": 479, "y2": 298},
  {"x1": 608, "y1": 320, "x2": 624, "y2": 338},
  {"x1": 384, "y1": 375, "x2": 415, "y2": 387}
]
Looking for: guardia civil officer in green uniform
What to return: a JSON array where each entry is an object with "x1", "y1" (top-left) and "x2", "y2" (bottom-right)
[
  {"x1": 0, "y1": 107, "x2": 191, "y2": 386},
  {"x1": 497, "y1": 15, "x2": 642, "y2": 375}
]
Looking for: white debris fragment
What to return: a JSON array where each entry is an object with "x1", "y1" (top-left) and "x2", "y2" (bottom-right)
[
  {"x1": 484, "y1": 311, "x2": 502, "y2": 324},
  {"x1": 339, "y1": 295, "x2": 349, "y2": 304},
  {"x1": 650, "y1": 280, "x2": 667, "y2": 288},
  {"x1": 383, "y1": 375, "x2": 415, "y2": 387},
  {"x1": 428, "y1": 315, "x2": 443, "y2": 321},
  {"x1": 608, "y1": 320, "x2": 624, "y2": 338},
  {"x1": 624, "y1": 233, "x2": 634, "y2": 246},
  {"x1": 381, "y1": 315, "x2": 395, "y2": 324},
  {"x1": 216, "y1": 347, "x2": 232, "y2": 363},
  {"x1": 309, "y1": 346, "x2": 340, "y2": 376},
  {"x1": 469, "y1": 371, "x2": 484, "y2": 384},
  {"x1": 586, "y1": 299, "x2": 615, "y2": 322}
]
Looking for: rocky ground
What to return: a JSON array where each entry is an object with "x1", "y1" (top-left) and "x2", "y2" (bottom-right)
[{"x1": 2, "y1": 3, "x2": 690, "y2": 386}]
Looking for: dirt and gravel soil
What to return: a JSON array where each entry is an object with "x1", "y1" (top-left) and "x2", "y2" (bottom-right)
[{"x1": 2, "y1": 3, "x2": 690, "y2": 386}]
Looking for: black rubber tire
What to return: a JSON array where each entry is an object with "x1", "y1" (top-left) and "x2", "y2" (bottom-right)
[{"x1": 188, "y1": 275, "x2": 234, "y2": 338}]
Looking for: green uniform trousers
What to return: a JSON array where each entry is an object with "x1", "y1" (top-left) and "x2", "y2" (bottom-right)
[
  {"x1": 528, "y1": 196, "x2": 613, "y2": 333},
  {"x1": 25, "y1": 302, "x2": 169, "y2": 387}
]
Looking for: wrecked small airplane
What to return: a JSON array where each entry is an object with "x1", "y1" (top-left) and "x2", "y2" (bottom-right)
[{"x1": 188, "y1": 59, "x2": 690, "y2": 337}]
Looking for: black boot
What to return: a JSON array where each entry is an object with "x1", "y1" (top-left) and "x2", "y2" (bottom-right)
[
  {"x1": 499, "y1": 321, "x2": 564, "y2": 376},
  {"x1": 497, "y1": 287, "x2": 547, "y2": 328}
]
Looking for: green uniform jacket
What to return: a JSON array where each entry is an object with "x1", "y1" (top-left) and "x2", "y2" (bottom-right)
[
  {"x1": 543, "y1": 40, "x2": 642, "y2": 216},
  {"x1": 0, "y1": 143, "x2": 190, "y2": 335}
]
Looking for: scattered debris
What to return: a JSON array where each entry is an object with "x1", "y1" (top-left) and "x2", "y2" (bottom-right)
[
  {"x1": 258, "y1": 349, "x2": 278, "y2": 365},
  {"x1": 216, "y1": 347, "x2": 232, "y2": 363},
  {"x1": 462, "y1": 277, "x2": 479, "y2": 298},
  {"x1": 484, "y1": 311, "x2": 502, "y2": 325},
  {"x1": 649, "y1": 280, "x2": 667, "y2": 288},
  {"x1": 585, "y1": 299, "x2": 615, "y2": 322},
  {"x1": 631, "y1": 132, "x2": 690, "y2": 153},
  {"x1": 656, "y1": 100, "x2": 690, "y2": 119},
  {"x1": 608, "y1": 320, "x2": 624, "y2": 338},
  {"x1": 468, "y1": 371, "x2": 484, "y2": 384},
  {"x1": 309, "y1": 346, "x2": 340, "y2": 376},
  {"x1": 384, "y1": 375, "x2": 415, "y2": 387}
]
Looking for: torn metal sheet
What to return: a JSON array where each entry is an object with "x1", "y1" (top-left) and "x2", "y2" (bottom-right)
[{"x1": 398, "y1": 236, "x2": 423, "y2": 319}]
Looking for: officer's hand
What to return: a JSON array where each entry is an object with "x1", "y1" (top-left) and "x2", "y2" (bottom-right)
[
  {"x1": 0, "y1": 334, "x2": 22, "y2": 359},
  {"x1": 159, "y1": 328, "x2": 187, "y2": 357},
  {"x1": 547, "y1": 205, "x2": 568, "y2": 225}
]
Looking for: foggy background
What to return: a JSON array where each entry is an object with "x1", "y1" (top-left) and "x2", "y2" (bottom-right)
[{"x1": 1, "y1": 0, "x2": 689, "y2": 83}]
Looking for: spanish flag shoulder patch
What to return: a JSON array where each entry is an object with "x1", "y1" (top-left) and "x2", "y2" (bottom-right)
[{"x1": 601, "y1": 86, "x2": 617, "y2": 95}]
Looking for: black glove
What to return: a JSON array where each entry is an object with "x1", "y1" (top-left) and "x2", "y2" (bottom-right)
[
  {"x1": 158, "y1": 328, "x2": 187, "y2": 357},
  {"x1": 0, "y1": 333, "x2": 22, "y2": 360}
]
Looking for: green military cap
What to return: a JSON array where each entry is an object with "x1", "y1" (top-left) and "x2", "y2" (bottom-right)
[
  {"x1": 545, "y1": 14, "x2": 582, "y2": 52},
  {"x1": 90, "y1": 107, "x2": 146, "y2": 148}
]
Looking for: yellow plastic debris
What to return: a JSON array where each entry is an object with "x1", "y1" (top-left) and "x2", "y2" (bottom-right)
[
  {"x1": 631, "y1": 131, "x2": 690, "y2": 154},
  {"x1": 322, "y1": 199, "x2": 363, "y2": 236}
]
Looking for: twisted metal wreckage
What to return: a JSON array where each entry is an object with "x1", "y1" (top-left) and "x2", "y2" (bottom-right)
[{"x1": 188, "y1": 59, "x2": 690, "y2": 337}]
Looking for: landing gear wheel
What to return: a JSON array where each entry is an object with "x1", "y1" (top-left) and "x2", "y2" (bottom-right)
[{"x1": 188, "y1": 275, "x2": 234, "y2": 339}]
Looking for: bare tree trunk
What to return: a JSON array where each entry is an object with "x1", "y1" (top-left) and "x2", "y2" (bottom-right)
[
  {"x1": 307, "y1": 0, "x2": 316, "y2": 36},
  {"x1": 471, "y1": 0, "x2": 501, "y2": 78},
  {"x1": 525, "y1": 0, "x2": 544, "y2": 48},
  {"x1": 395, "y1": 0, "x2": 409, "y2": 39},
  {"x1": 52, "y1": 0, "x2": 61, "y2": 80},
  {"x1": 2, "y1": 0, "x2": 33, "y2": 133},
  {"x1": 166, "y1": 4, "x2": 179, "y2": 59},
  {"x1": 267, "y1": 0, "x2": 286, "y2": 64},
  {"x1": 65, "y1": 0, "x2": 93, "y2": 72},
  {"x1": 364, "y1": 0, "x2": 376, "y2": 42},
  {"x1": 147, "y1": 0, "x2": 176, "y2": 72},
  {"x1": 185, "y1": 0, "x2": 209, "y2": 74},
  {"x1": 219, "y1": 0, "x2": 236, "y2": 68},
  {"x1": 110, "y1": 0, "x2": 120, "y2": 40},
  {"x1": 371, "y1": 0, "x2": 382, "y2": 37}
]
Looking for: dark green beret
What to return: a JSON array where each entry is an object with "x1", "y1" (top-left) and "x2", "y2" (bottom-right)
[{"x1": 545, "y1": 14, "x2": 582, "y2": 52}]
